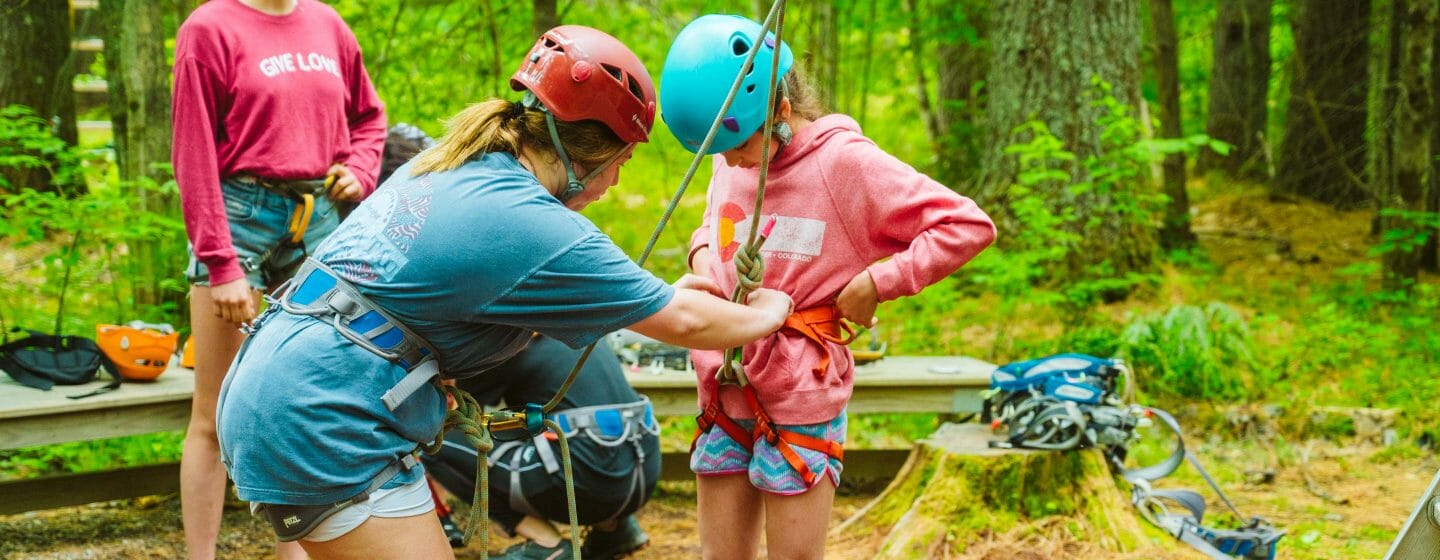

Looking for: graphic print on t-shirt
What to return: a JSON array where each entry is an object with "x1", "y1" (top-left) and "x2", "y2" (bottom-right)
[
  {"x1": 714, "y1": 201, "x2": 826, "y2": 264},
  {"x1": 325, "y1": 174, "x2": 434, "y2": 282},
  {"x1": 257, "y1": 51, "x2": 343, "y2": 78}
]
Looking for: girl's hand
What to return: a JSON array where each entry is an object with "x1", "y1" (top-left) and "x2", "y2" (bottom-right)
[
  {"x1": 836, "y1": 270, "x2": 879, "y2": 328},
  {"x1": 746, "y1": 288, "x2": 794, "y2": 328},
  {"x1": 326, "y1": 163, "x2": 363, "y2": 201},
  {"x1": 674, "y1": 273, "x2": 725, "y2": 298},
  {"x1": 210, "y1": 277, "x2": 257, "y2": 325}
]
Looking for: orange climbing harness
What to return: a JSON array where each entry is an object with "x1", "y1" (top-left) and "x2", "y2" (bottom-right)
[
  {"x1": 692, "y1": 304, "x2": 854, "y2": 487},
  {"x1": 781, "y1": 305, "x2": 857, "y2": 378}
]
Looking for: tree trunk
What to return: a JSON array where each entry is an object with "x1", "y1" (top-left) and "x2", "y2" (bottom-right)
[
  {"x1": 531, "y1": 0, "x2": 557, "y2": 39},
  {"x1": 828, "y1": 423, "x2": 1192, "y2": 559},
  {"x1": 934, "y1": 1, "x2": 987, "y2": 189},
  {"x1": 1151, "y1": 0, "x2": 1197, "y2": 250},
  {"x1": 101, "y1": 0, "x2": 175, "y2": 310},
  {"x1": 1375, "y1": 0, "x2": 1436, "y2": 290},
  {"x1": 1196, "y1": 0, "x2": 1272, "y2": 181},
  {"x1": 1276, "y1": 0, "x2": 1371, "y2": 208},
  {"x1": 980, "y1": 0, "x2": 1154, "y2": 295},
  {"x1": 1422, "y1": 24, "x2": 1440, "y2": 272},
  {"x1": 808, "y1": 1, "x2": 840, "y2": 111},
  {"x1": 904, "y1": 0, "x2": 943, "y2": 146},
  {"x1": 0, "y1": 0, "x2": 79, "y2": 193}
]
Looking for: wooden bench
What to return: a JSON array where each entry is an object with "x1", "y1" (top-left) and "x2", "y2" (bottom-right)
[{"x1": 0, "y1": 356, "x2": 992, "y2": 514}]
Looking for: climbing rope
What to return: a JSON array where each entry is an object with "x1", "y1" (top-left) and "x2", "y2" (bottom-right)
[
  {"x1": 718, "y1": 0, "x2": 787, "y2": 387},
  {"x1": 429, "y1": 2, "x2": 791, "y2": 558}
]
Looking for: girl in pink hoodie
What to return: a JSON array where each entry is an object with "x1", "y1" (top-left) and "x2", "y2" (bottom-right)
[{"x1": 660, "y1": 14, "x2": 997, "y2": 559}]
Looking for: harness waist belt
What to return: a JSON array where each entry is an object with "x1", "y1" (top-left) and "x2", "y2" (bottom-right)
[
  {"x1": 275, "y1": 258, "x2": 442, "y2": 410},
  {"x1": 551, "y1": 397, "x2": 659, "y2": 444},
  {"x1": 233, "y1": 174, "x2": 329, "y2": 196},
  {"x1": 781, "y1": 305, "x2": 857, "y2": 378}
]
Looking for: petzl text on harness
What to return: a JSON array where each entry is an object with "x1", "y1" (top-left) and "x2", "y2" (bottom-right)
[
  {"x1": 985, "y1": 353, "x2": 1284, "y2": 560},
  {"x1": 253, "y1": 452, "x2": 421, "y2": 542},
  {"x1": 0, "y1": 328, "x2": 120, "y2": 399}
]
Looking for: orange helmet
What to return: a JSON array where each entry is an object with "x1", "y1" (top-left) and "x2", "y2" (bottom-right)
[
  {"x1": 96, "y1": 322, "x2": 179, "y2": 381},
  {"x1": 180, "y1": 336, "x2": 195, "y2": 369}
]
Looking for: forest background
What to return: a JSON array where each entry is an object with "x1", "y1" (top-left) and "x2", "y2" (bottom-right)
[{"x1": 0, "y1": 0, "x2": 1437, "y2": 558}]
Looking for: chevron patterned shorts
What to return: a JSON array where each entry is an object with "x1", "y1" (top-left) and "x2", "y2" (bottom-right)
[{"x1": 690, "y1": 411, "x2": 846, "y2": 495}]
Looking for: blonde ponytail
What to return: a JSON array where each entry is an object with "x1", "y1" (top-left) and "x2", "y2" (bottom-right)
[{"x1": 412, "y1": 98, "x2": 629, "y2": 176}]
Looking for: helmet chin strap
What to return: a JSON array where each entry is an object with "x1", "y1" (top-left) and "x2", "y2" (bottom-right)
[{"x1": 524, "y1": 92, "x2": 586, "y2": 202}]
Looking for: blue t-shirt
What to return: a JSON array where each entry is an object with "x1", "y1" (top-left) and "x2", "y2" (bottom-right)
[{"x1": 217, "y1": 153, "x2": 674, "y2": 505}]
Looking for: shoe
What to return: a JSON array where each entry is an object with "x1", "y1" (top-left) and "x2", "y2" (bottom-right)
[
  {"x1": 581, "y1": 515, "x2": 649, "y2": 560},
  {"x1": 494, "y1": 539, "x2": 575, "y2": 560},
  {"x1": 436, "y1": 510, "x2": 466, "y2": 548}
]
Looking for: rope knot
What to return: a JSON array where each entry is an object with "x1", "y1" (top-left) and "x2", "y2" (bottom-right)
[{"x1": 733, "y1": 241, "x2": 765, "y2": 294}]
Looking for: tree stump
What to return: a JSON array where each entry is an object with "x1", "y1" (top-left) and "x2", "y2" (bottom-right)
[{"x1": 830, "y1": 423, "x2": 1200, "y2": 559}]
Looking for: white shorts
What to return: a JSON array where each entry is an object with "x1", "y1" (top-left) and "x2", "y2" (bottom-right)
[{"x1": 300, "y1": 477, "x2": 435, "y2": 542}]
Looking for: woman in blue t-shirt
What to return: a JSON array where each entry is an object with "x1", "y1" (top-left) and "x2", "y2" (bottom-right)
[{"x1": 215, "y1": 26, "x2": 792, "y2": 559}]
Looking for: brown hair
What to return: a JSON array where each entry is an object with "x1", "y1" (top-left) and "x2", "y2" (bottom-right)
[
  {"x1": 411, "y1": 99, "x2": 629, "y2": 176},
  {"x1": 780, "y1": 66, "x2": 825, "y2": 121}
]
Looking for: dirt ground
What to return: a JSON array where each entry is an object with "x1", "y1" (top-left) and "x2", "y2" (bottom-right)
[{"x1": 2, "y1": 440, "x2": 1433, "y2": 560}]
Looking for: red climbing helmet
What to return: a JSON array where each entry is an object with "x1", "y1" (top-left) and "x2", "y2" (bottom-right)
[{"x1": 510, "y1": 25, "x2": 657, "y2": 144}]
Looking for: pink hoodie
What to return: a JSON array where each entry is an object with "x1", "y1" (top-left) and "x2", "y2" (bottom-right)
[{"x1": 689, "y1": 114, "x2": 997, "y2": 425}]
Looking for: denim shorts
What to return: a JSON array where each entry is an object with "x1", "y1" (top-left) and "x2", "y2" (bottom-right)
[
  {"x1": 185, "y1": 176, "x2": 339, "y2": 290},
  {"x1": 690, "y1": 411, "x2": 846, "y2": 495}
]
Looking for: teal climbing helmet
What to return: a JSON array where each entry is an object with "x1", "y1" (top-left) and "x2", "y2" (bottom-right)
[{"x1": 660, "y1": 14, "x2": 794, "y2": 155}]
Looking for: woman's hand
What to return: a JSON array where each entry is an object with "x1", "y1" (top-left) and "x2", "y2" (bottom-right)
[
  {"x1": 746, "y1": 287, "x2": 794, "y2": 328},
  {"x1": 836, "y1": 270, "x2": 879, "y2": 328},
  {"x1": 674, "y1": 273, "x2": 725, "y2": 298},
  {"x1": 210, "y1": 277, "x2": 257, "y2": 325},
  {"x1": 327, "y1": 162, "x2": 363, "y2": 201}
]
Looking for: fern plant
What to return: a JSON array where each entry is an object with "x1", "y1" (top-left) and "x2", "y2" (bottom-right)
[{"x1": 1119, "y1": 302, "x2": 1256, "y2": 401}]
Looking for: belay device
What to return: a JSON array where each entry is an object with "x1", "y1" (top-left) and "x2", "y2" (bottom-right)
[{"x1": 982, "y1": 353, "x2": 1285, "y2": 560}]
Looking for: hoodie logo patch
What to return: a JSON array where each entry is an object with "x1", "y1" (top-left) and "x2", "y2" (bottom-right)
[{"x1": 716, "y1": 205, "x2": 825, "y2": 263}]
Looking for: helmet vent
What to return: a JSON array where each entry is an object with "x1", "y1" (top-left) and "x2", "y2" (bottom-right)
[
  {"x1": 746, "y1": 84, "x2": 756, "y2": 93},
  {"x1": 601, "y1": 62, "x2": 624, "y2": 82},
  {"x1": 625, "y1": 73, "x2": 644, "y2": 102},
  {"x1": 542, "y1": 37, "x2": 564, "y2": 52},
  {"x1": 732, "y1": 36, "x2": 751, "y2": 56}
]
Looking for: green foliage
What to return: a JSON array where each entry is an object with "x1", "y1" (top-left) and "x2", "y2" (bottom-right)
[
  {"x1": 964, "y1": 80, "x2": 1225, "y2": 350},
  {"x1": 1118, "y1": 302, "x2": 1257, "y2": 401},
  {"x1": 0, "y1": 105, "x2": 186, "y2": 336},
  {"x1": 0, "y1": 105, "x2": 83, "y2": 191},
  {"x1": 0, "y1": 432, "x2": 184, "y2": 481},
  {"x1": 1371, "y1": 208, "x2": 1440, "y2": 257}
]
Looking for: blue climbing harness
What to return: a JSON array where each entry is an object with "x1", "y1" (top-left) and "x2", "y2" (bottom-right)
[{"x1": 984, "y1": 353, "x2": 1284, "y2": 560}]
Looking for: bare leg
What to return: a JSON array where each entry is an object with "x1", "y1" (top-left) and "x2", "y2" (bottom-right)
[
  {"x1": 763, "y1": 477, "x2": 836, "y2": 560},
  {"x1": 181, "y1": 286, "x2": 253, "y2": 560},
  {"x1": 697, "y1": 474, "x2": 764, "y2": 560},
  {"x1": 299, "y1": 513, "x2": 455, "y2": 560},
  {"x1": 514, "y1": 516, "x2": 565, "y2": 547},
  {"x1": 275, "y1": 540, "x2": 309, "y2": 559}
]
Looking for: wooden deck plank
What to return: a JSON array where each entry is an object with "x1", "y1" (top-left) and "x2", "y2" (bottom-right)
[
  {"x1": 0, "y1": 447, "x2": 914, "y2": 515},
  {"x1": 626, "y1": 355, "x2": 993, "y2": 416},
  {"x1": 0, "y1": 368, "x2": 194, "y2": 450},
  {"x1": 0, "y1": 463, "x2": 180, "y2": 515},
  {"x1": 0, "y1": 356, "x2": 992, "y2": 449}
]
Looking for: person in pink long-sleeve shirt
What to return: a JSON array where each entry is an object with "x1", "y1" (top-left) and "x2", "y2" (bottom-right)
[
  {"x1": 660, "y1": 15, "x2": 996, "y2": 559},
  {"x1": 170, "y1": 1, "x2": 384, "y2": 558}
]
